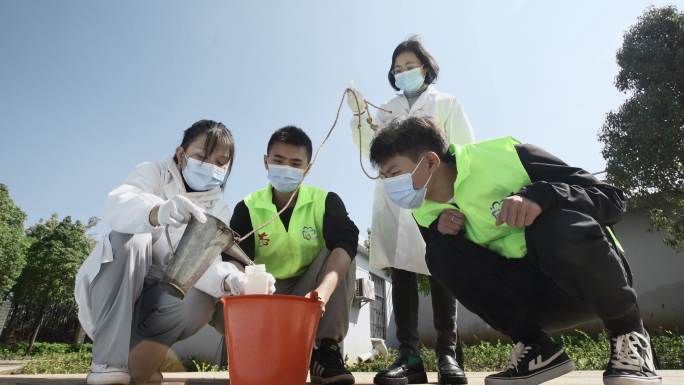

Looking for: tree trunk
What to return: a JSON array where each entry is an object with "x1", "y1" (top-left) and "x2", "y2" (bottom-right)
[
  {"x1": 27, "y1": 311, "x2": 46, "y2": 355},
  {"x1": 74, "y1": 324, "x2": 86, "y2": 344}
]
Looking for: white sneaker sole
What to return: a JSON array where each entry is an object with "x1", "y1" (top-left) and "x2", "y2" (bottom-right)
[
  {"x1": 86, "y1": 371, "x2": 130, "y2": 385},
  {"x1": 485, "y1": 359, "x2": 576, "y2": 385},
  {"x1": 603, "y1": 374, "x2": 662, "y2": 385}
]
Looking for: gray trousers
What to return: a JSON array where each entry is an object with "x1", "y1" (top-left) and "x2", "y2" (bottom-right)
[
  {"x1": 212, "y1": 248, "x2": 356, "y2": 344},
  {"x1": 275, "y1": 249, "x2": 356, "y2": 344},
  {"x1": 89, "y1": 232, "x2": 219, "y2": 371}
]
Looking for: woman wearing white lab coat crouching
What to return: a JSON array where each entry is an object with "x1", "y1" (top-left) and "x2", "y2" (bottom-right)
[
  {"x1": 75, "y1": 120, "x2": 275, "y2": 385},
  {"x1": 347, "y1": 37, "x2": 474, "y2": 385}
]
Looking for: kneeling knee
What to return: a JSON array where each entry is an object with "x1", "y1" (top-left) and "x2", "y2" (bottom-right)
[{"x1": 527, "y1": 208, "x2": 603, "y2": 243}]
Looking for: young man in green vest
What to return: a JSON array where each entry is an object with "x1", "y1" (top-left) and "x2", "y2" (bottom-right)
[
  {"x1": 229, "y1": 126, "x2": 359, "y2": 385},
  {"x1": 368, "y1": 117, "x2": 660, "y2": 385}
]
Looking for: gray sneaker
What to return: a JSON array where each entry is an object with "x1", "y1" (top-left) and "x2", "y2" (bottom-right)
[{"x1": 603, "y1": 330, "x2": 662, "y2": 385}]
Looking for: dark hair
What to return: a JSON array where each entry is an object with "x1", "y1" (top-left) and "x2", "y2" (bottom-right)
[
  {"x1": 177, "y1": 119, "x2": 235, "y2": 176},
  {"x1": 267, "y1": 126, "x2": 313, "y2": 162},
  {"x1": 388, "y1": 36, "x2": 440, "y2": 91},
  {"x1": 369, "y1": 116, "x2": 450, "y2": 167}
]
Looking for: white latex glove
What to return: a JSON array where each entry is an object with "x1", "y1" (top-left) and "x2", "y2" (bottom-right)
[
  {"x1": 265, "y1": 273, "x2": 276, "y2": 294},
  {"x1": 157, "y1": 195, "x2": 207, "y2": 227},
  {"x1": 224, "y1": 270, "x2": 277, "y2": 295},
  {"x1": 224, "y1": 270, "x2": 248, "y2": 295},
  {"x1": 346, "y1": 87, "x2": 367, "y2": 115}
]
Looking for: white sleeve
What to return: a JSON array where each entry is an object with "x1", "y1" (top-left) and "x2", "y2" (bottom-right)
[
  {"x1": 194, "y1": 257, "x2": 239, "y2": 298},
  {"x1": 350, "y1": 102, "x2": 393, "y2": 159},
  {"x1": 443, "y1": 98, "x2": 475, "y2": 145},
  {"x1": 103, "y1": 162, "x2": 166, "y2": 234}
]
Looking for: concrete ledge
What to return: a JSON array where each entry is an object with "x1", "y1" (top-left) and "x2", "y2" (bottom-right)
[
  {"x1": 0, "y1": 362, "x2": 25, "y2": 375},
  {"x1": 0, "y1": 371, "x2": 682, "y2": 384}
]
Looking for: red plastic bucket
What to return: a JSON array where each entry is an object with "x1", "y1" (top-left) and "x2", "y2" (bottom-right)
[{"x1": 222, "y1": 294, "x2": 322, "y2": 385}]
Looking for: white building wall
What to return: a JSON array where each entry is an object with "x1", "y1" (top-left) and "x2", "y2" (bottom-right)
[{"x1": 343, "y1": 245, "x2": 393, "y2": 363}]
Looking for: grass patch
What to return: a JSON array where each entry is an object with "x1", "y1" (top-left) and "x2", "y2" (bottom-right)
[
  {"x1": 0, "y1": 342, "x2": 92, "y2": 360},
  {"x1": 19, "y1": 352, "x2": 92, "y2": 374},
  {"x1": 3, "y1": 330, "x2": 683, "y2": 374},
  {"x1": 348, "y1": 331, "x2": 684, "y2": 372}
]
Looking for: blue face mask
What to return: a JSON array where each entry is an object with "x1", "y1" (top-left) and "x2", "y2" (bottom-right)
[
  {"x1": 394, "y1": 67, "x2": 425, "y2": 93},
  {"x1": 383, "y1": 156, "x2": 432, "y2": 209},
  {"x1": 182, "y1": 157, "x2": 227, "y2": 191},
  {"x1": 267, "y1": 164, "x2": 305, "y2": 193}
]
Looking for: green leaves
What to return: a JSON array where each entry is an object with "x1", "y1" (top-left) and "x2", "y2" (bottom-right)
[
  {"x1": 0, "y1": 184, "x2": 29, "y2": 298},
  {"x1": 13, "y1": 215, "x2": 94, "y2": 309},
  {"x1": 615, "y1": 6, "x2": 684, "y2": 96},
  {"x1": 599, "y1": 5, "x2": 684, "y2": 251}
]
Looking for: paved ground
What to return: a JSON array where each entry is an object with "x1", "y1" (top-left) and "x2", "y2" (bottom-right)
[
  {"x1": 0, "y1": 363, "x2": 24, "y2": 376},
  {"x1": 0, "y1": 371, "x2": 683, "y2": 385}
]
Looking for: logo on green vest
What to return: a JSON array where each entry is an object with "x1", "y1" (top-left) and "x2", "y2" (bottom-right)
[
  {"x1": 490, "y1": 200, "x2": 503, "y2": 218},
  {"x1": 258, "y1": 232, "x2": 270, "y2": 246},
  {"x1": 302, "y1": 226, "x2": 317, "y2": 241},
  {"x1": 490, "y1": 193, "x2": 517, "y2": 219}
]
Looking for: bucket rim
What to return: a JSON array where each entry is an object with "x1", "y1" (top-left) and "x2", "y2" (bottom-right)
[{"x1": 221, "y1": 293, "x2": 319, "y2": 305}]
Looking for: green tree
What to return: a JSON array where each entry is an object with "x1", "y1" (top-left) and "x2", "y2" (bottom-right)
[
  {"x1": 599, "y1": 5, "x2": 684, "y2": 251},
  {"x1": 12, "y1": 214, "x2": 97, "y2": 352},
  {"x1": 0, "y1": 184, "x2": 29, "y2": 299}
]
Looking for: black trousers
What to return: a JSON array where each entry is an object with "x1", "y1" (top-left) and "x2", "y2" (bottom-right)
[
  {"x1": 391, "y1": 268, "x2": 458, "y2": 357},
  {"x1": 424, "y1": 208, "x2": 641, "y2": 342}
]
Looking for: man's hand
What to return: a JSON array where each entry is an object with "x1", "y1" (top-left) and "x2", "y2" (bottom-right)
[
  {"x1": 437, "y1": 209, "x2": 465, "y2": 235},
  {"x1": 495, "y1": 195, "x2": 542, "y2": 228},
  {"x1": 305, "y1": 290, "x2": 328, "y2": 314}
]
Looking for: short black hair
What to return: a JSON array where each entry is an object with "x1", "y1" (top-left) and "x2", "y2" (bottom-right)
[
  {"x1": 267, "y1": 126, "x2": 313, "y2": 161},
  {"x1": 177, "y1": 119, "x2": 235, "y2": 176},
  {"x1": 369, "y1": 117, "x2": 449, "y2": 168},
  {"x1": 388, "y1": 36, "x2": 440, "y2": 91}
]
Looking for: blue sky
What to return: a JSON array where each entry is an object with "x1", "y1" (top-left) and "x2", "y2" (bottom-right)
[{"x1": 1, "y1": 0, "x2": 680, "y2": 239}]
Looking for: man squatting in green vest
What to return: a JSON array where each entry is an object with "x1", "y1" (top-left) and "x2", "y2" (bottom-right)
[
  {"x1": 228, "y1": 126, "x2": 359, "y2": 385},
  {"x1": 368, "y1": 116, "x2": 660, "y2": 385}
]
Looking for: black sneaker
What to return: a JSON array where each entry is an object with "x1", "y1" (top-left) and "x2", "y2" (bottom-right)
[
  {"x1": 603, "y1": 330, "x2": 662, "y2": 385},
  {"x1": 373, "y1": 353, "x2": 427, "y2": 385},
  {"x1": 438, "y1": 354, "x2": 468, "y2": 384},
  {"x1": 310, "y1": 339, "x2": 355, "y2": 385},
  {"x1": 485, "y1": 339, "x2": 575, "y2": 385}
]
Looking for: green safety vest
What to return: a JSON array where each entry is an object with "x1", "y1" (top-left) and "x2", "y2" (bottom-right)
[
  {"x1": 413, "y1": 137, "x2": 531, "y2": 259},
  {"x1": 244, "y1": 184, "x2": 328, "y2": 279}
]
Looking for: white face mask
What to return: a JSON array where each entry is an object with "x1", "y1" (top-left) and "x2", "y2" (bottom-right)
[
  {"x1": 267, "y1": 164, "x2": 305, "y2": 193},
  {"x1": 395, "y1": 67, "x2": 425, "y2": 93},
  {"x1": 182, "y1": 157, "x2": 227, "y2": 191},
  {"x1": 383, "y1": 156, "x2": 432, "y2": 209}
]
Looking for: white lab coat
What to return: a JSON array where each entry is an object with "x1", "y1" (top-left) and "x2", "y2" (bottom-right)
[
  {"x1": 351, "y1": 85, "x2": 474, "y2": 275},
  {"x1": 75, "y1": 157, "x2": 235, "y2": 338}
]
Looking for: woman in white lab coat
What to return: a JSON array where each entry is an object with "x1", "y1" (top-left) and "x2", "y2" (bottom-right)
[
  {"x1": 347, "y1": 37, "x2": 474, "y2": 385},
  {"x1": 75, "y1": 120, "x2": 274, "y2": 385}
]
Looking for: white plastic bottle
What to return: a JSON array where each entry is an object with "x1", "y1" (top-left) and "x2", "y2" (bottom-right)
[{"x1": 243, "y1": 264, "x2": 270, "y2": 295}]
